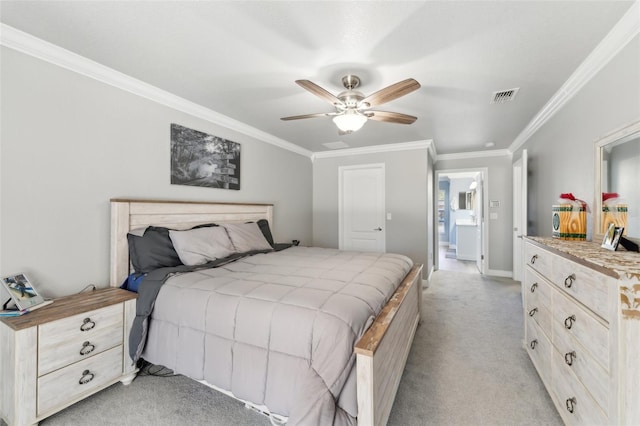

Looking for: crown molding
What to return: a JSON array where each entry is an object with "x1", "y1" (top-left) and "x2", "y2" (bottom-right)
[
  {"x1": 436, "y1": 149, "x2": 511, "y2": 162},
  {"x1": 508, "y1": 1, "x2": 640, "y2": 154},
  {"x1": 0, "y1": 24, "x2": 313, "y2": 158},
  {"x1": 311, "y1": 140, "x2": 435, "y2": 161}
]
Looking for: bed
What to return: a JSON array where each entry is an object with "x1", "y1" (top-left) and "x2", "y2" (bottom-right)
[{"x1": 110, "y1": 199, "x2": 422, "y2": 426}]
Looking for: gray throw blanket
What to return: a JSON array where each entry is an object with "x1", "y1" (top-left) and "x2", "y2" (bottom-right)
[{"x1": 128, "y1": 251, "x2": 269, "y2": 362}]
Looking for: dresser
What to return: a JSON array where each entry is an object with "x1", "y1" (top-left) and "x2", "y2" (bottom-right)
[
  {"x1": 0, "y1": 288, "x2": 138, "y2": 426},
  {"x1": 523, "y1": 237, "x2": 640, "y2": 425}
]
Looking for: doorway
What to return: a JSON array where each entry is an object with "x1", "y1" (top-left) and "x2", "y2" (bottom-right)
[
  {"x1": 435, "y1": 168, "x2": 488, "y2": 274},
  {"x1": 339, "y1": 163, "x2": 386, "y2": 252}
]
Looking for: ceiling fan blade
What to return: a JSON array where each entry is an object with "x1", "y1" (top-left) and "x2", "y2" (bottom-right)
[
  {"x1": 280, "y1": 112, "x2": 337, "y2": 121},
  {"x1": 296, "y1": 80, "x2": 343, "y2": 106},
  {"x1": 360, "y1": 78, "x2": 420, "y2": 108},
  {"x1": 366, "y1": 111, "x2": 417, "y2": 125}
]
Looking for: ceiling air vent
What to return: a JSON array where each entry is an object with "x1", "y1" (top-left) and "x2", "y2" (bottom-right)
[
  {"x1": 322, "y1": 141, "x2": 349, "y2": 150},
  {"x1": 491, "y1": 88, "x2": 519, "y2": 104}
]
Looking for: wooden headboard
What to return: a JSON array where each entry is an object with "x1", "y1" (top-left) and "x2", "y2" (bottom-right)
[{"x1": 110, "y1": 199, "x2": 274, "y2": 287}]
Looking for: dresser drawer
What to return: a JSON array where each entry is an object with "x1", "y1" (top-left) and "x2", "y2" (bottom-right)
[
  {"x1": 525, "y1": 243, "x2": 553, "y2": 280},
  {"x1": 37, "y1": 345, "x2": 123, "y2": 416},
  {"x1": 526, "y1": 318, "x2": 552, "y2": 386},
  {"x1": 553, "y1": 321, "x2": 608, "y2": 414},
  {"x1": 524, "y1": 268, "x2": 552, "y2": 336},
  {"x1": 551, "y1": 350, "x2": 608, "y2": 426},
  {"x1": 38, "y1": 304, "x2": 123, "y2": 374},
  {"x1": 552, "y1": 289, "x2": 609, "y2": 371},
  {"x1": 553, "y1": 255, "x2": 610, "y2": 320}
]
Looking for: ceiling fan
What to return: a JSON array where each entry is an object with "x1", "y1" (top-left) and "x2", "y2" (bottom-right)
[{"x1": 281, "y1": 75, "x2": 421, "y2": 134}]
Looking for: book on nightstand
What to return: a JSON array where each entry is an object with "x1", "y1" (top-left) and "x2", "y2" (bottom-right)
[{"x1": 0, "y1": 300, "x2": 53, "y2": 317}]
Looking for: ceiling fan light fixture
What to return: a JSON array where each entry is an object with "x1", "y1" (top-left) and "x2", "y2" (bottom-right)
[{"x1": 332, "y1": 111, "x2": 367, "y2": 133}]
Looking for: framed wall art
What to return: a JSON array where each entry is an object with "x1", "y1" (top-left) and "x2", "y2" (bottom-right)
[{"x1": 170, "y1": 123, "x2": 240, "y2": 190}]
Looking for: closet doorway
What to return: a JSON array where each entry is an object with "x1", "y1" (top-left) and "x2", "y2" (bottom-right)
[{"x1": 436, "y1": 168, "x2": 488, "y2": 274}]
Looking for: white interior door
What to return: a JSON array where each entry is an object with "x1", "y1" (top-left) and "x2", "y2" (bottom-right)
[
  {"x1": 339, "y1": 164, "x2": 385, "y2": 252},
  {"x1": 512, "y1": 149, "x2": 528, "y2": 282}
]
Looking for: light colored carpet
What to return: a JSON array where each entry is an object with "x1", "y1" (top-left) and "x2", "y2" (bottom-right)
[{"x1": 3, "y1": 270, "x2": 562, "y2": 426}]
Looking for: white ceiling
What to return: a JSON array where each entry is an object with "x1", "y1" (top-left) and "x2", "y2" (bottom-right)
[{"x1": 0, "y1": 1, "x2": 634, "y2": 155}]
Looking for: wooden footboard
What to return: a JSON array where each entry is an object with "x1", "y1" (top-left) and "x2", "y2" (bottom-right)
[{"x1": 355, "y1": 263, "x2": 423, "y2": 426}]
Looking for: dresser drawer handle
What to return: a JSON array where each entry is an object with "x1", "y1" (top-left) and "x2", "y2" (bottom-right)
[
  {"x1": 528, "y1": 308, "x2": 538, "y2": 317},
  {"x1": 530, "y1": 339, "x2": 538, "y2": 350},
  {"x1": 566, "y1": 397, "x2": 577, "y2": 413},
  {"x1": 79, "y1": 370, "x2": 95, "y2": 385},
  {"x1": 564, "y1": 315, "x2": 576, "y2": 329},
  {"x1": 530, "y1": 254, "x2": 538, "y2": 264},
  {"x1": 80, "y1": 318, "x2": 96, "y2": 332},
  {"x1": 80, "y1": 341, "x2": 96, "y2": 356},
  {"x1": 564, "y1": 351, "x2": 577, "y2": 366},
  {"x1": 530, "y1": 283, "x2": 538, "y2": 293},
  {"x1": 564, "y1": 274, "x2": 576, "y2": 288}
]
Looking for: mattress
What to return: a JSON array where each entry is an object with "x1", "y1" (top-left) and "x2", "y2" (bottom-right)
[{"x1": 140, "y1": 246, "x2": 413, "y2": 425}]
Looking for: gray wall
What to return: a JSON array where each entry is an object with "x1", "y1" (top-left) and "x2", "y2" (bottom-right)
[
  {"x1": 513, "y1": 35, "x2": 640, "y2": 239},
  {"x1": 436, "y1": 156, "x2": 513, "y2": 274},
  {"x1": 0, "y1": 47, "x2": 313, "y2": 298},
  {"x1": 312, "y1": 148, "x2": 432, "y2": 278}
]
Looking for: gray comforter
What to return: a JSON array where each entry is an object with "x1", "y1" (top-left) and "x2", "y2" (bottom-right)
[{"x1": 140, "y1": 246, "x2": 413, "y2": 425}]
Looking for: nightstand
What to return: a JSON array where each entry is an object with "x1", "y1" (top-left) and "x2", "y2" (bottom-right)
[{"x1": 0, "y1": 288, "x2": 138, "y2": 426}]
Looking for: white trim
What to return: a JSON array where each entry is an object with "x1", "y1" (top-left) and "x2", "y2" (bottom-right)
[
  {"x1": 0, "y1": 24, "x2": 313, "y2": 159},
  {"x1": 488, "y1": 269, "x2": 514, "y2": 278},
  {"x1": 436, "y1": 149, "x2": 510, "y2": 162},
  {"x1": 313, "y1": 140, "x2": 434, "y2": 161},
  {"x1": 508, "y1": 1, "x2": 640, "y2": 154}
]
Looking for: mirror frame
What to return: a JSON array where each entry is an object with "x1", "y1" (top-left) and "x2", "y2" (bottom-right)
[{"x1": 594, "y1": 119, "x2": 640, "y2": 244}]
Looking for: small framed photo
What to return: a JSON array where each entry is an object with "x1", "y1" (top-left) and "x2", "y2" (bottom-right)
[
  {"x1": 1, "y1": 273, "x2": 46, "y2": 311},
  {"x1": 601, "y1": 223, "x2": 624, "y2": 251}
]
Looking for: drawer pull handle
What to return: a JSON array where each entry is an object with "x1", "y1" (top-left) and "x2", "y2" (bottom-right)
[
  {"x1": 564, "y1": 351, "x2": 577, "y2": 366},
  {"x1": 530, "y1": 339, "x2": 538, "y2": 350},
  {"x1": 564, "y1": 315, "x2": 576, "y2": 330},
  {"x1": 564, "y1": 274, "x2": 576, "y2": 288},
  {"x1": 530, "y1": 283, "x2": 538, "y2": 293},
  {"x1": 80, "y1": 341, "x2": 96, "y2": 356},
  {"x1": 80, "y1": 318, "x2": 96, "y2": 332},
  {"x1": 530, "y1": 254, "x2": 538, "y2": 264},
  {"x1": 566, "y1": 397, "x2": 577, "y2": 413},
  {"x1": 79, "y1": 370, "x2": 95, "y2": 385},
  {"x1": 528, "y1": 308, "x2": 538, "y2": 317}
]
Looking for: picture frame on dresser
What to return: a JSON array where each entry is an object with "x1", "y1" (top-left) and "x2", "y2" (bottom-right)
[
  {"x1": 0, "y1": 273, "x2": 46, "y2": 311},
  {"x1": 601, "y1": 223, "x2": 624, "y2": 251}
]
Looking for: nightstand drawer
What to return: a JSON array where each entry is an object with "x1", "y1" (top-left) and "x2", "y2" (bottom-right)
[
  {"x1": 526, "y1": 318, "x2": 551, "y2": 386},
  {"x1": 38, "y1": 323, "x2": 123, "y2": 376},
  {"x1": 37, "y1": 345, "x2": 123, "y2": 416},
  {"x1": 38, "y1": 303, "x2": 123, "y2": 372}
]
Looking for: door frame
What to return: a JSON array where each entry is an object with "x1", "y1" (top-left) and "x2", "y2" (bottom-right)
[
  {"x1": 512, "y1": 150, "x2": 528, "y2": 282},
  {"x1": 338, "y1": 163, "x2": 386, "y2": 251},
  {"x1": 434, "y1": 168, "x2": 488, "y2": 274}
]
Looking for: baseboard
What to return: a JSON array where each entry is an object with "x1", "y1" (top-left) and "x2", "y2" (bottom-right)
[{"x1": 486, "y1": 269, "x2": 513, "y2": 278}]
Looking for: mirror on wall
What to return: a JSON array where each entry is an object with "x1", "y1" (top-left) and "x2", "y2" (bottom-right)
[
  {"x1": 595, "y1": 120, "x2": 640, "y2": 244},
  {"x1": 458, "y1": 191, "x2": 474, "y2": 210}
]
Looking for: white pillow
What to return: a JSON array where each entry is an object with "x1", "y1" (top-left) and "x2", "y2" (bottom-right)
[
  {"x1": 223, "y1": 222, "x2": 273, "y2": 253},
  {"x1": 169, "y1": 226, "x2": 236, "y2": 266}
]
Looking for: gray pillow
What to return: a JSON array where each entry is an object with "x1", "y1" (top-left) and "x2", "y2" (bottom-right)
[
  {"x1": 223, "y1": 222, "x2": 274, "y2": 253},
  {"x1": 169, "y1": 226, "x2": 236, "y2": 266},
  {"x1": 127, "y1": 226, "x2": 183, "y2": 273}
]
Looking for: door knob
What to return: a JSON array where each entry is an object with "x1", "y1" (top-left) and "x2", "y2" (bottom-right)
[{"x1": 374, "y1": 227, "x2": 382, "y2": 231}]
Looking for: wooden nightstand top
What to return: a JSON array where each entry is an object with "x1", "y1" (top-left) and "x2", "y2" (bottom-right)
[{"x1": 1, "y1": 287, "x2": 137, "y2": 331}]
